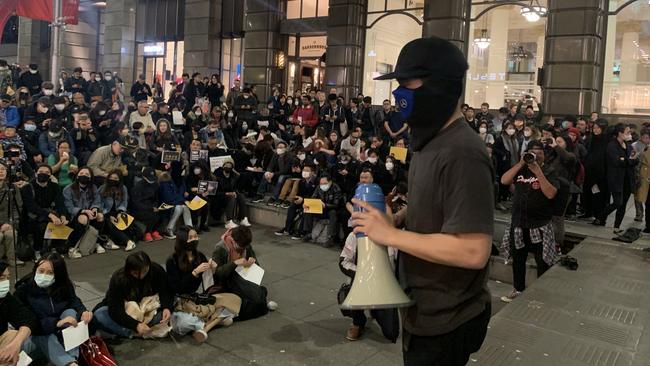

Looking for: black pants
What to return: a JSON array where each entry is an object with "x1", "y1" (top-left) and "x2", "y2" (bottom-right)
[
  {"x1": 283, "y1": 203, "x2": 303, "y2": 234},
  {"x1": 403, "y1": 303, "x2": 491, "y2": 366},
  {"x1": 191, "y1": 205, "x2": 209, "y2": 227},
  {"x1": 512, "y1": 228, "x2": 549, "y2": 292},
  {"x1": 604, "y1": 188, "x2": 631, "y2": 228},
  {"x1": 67, "y1": 213, "x2": 104, "y2": 250},
  {"x1": 351, "y1": 308, "x2": 399, "y2": 343}
]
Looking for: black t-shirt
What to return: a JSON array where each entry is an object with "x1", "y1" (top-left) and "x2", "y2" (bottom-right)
[
  {"x1": 402, "y1": 119, "x2": 494, "y2": 336},
  {"x1": 511, "y1": 165, "x2": 560, "y2": 229}
]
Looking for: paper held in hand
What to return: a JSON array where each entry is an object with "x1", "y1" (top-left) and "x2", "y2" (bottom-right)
[
  {"x1": 112, "y1": 213, "x2": 134, "y2": 231},
  {"x1": 303, "y1": 198, "x2": 324, "y2": 214},
  {"x1": 185, "y1": 196, "x2": 207, "y2": 211},
  {"x1": 209, "y1": 155, "x2": 234, "y2": 172},
  {"x1": 158, "y1": 203, "x2": 174, "y2": 210},
  {"x1": 389, "y1": 146, "x2": 408, "y2": 163},
  {"x1": 172, "y1": 110, "x2": 184, "y2": 126},
  {"x1": 62, "y1": 321, "x2": 90, "y2": 351},
  {"x1": 161, "y1": 150, "x2": 181, "y2": 164},
  {"x1": 17, "y1": 351, "x2": 32, "y2": 366},
  {"x1": 44, "y1": 223, "x2": 74, "y2": 240},
  {"x1": 236, "y1": 263, "x2": 265, "y2": 285}
]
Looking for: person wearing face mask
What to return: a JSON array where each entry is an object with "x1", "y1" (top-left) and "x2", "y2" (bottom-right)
[
  {"x1": 18, "y1": 119, "x2": 42, "y2": 164},
  {"x1": 519, "y1": 123, "x2": 540, "y2": 156},
  {"x1": 272, "y1": 161, "x2": 303, "y2": 209},
  {"x1": 100, "y1": 70, "x2": 117, "y2": 102},
  {"x1": 185, "y1": 161, "x2": 213, "y2": 233},
  {"x1": 233, "y1": 87, "x2": 257, "y2": 124},
  {"x1": 64, "y1": 67, "x2": 88, "y2": 96},
  {"x1": 47, "y1": 140, "x2": 78, "y2": 188},
  {"x1": 252, "y1": 141, "x2": 294, "y2": 205},
  {"x1": 50, "y1": 96, "x2": 72, "y2": 128},
  {"x1": 0, "y1": 94, "x2": 19, "y2": 129},
  {"x1": 291, "y1": 94, "x2": 318, "y2": 128},
  {"x1": 493, "y1": 121, "x2": 520, "y2": 206},
  {"x1": 596, "y1": 124, "x2": 638, "y2": 232},
  {"x1": 93, "y1": 251, "x2": 173, "y2": 338},
  {"x1": 212, "y1": 226, "x2": 274, "y2": 320},
  {"x1": 23, "y1": 97, "x2": 53, "y2": 130},
  {"x1": 39, "y1": 120, "x2": 76, "y2": 159},
  {"x1": 0, "y1": 59, "x2": 12, "y2": 96},
  {"x1": 381, "y1": 157, "x2": 406, "y2": 196},
  {"x1": 159, "y1": 161, "x2": 193, "y2": 239},
  {"x1": 200, "y1": 119, "x2": 226, "y2": 148},
  {"x1": 62, "y1": 167, "x2": 106, "y2": 259},
  {"x1": 70, "y1": 112, "x2": 99, "y2": 166},
  {"x1": 478, "y1": 121, "x2": 495, "y2": 145},
  {"x1": 87, "y1": 72, "x2": 104, "y2": 102},
  {"x1": 333, "y1": 151, "x2": 360, "y2": 199},
  {"x1": 580, "y1": 119, "x2": 609, "y2": 221},
  {"x1": 0, "y1": 260, "x2": 37, "y2": 366},
  {"x1": 561, "y1": 115, "x2": 578, "y2": 130},
  {"x1": 205, "y1": 74, "x2": 225, "y2": 108},
  {"x1": 32, "y1": 82, "x2": 55, "y2": 102},
  {"x1": 90, "y1": 101, "x2": 115, "y2": 145},
  {"x1": 23, "y1": 164, "x2": 68, "y2": 257},
  {"x1": 98, "y1": 170, "x2": 136, "y2": 251},
  {"x1": 275, "y1": 164, "x2": 317, "y2": 237},
  {"x1": 166, "y1": 226, "x2": 237, "y2": 343},
  {"x1": 14, "y1": 253, "x2": 91, "y2": 366},
  {"x1": 360, "y1": 149, "x2": 384, "y2": 181},
  {"x1": 350, "y1": 37, "x2": 495, "y2": 365},
  {"x1": 213, "y1": 161, "x2": 250, "y2": 229},
  {"x1": 0, "y1": 125, "x2": 28, "y2": 160},
  {"x1": 188, "y1": 105, "x2": 209, "y2": 131},
  {"x1": 300, "y1": 174, "x2": 342, "y2": 247},
  {"x1": 130, "y1": 168, "x2": 164, "y2": 242}
]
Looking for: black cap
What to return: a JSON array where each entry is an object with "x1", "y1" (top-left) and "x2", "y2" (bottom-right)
[
  {"x1": 37, "y1": 97, "x2": 52, "y2": 107},
  {"x1": 52, "y1": 96, "x2": 66, "y2": 104},
  {"x1": 514, "y1": 113, "x2": 526, "y2": 121},
  {"x1": 374, "y1": 36, "x2": 468, "y2": 81},
  {"x1": 70, "y1": 105, "x2": 87, "y2": 114},
  {"x1": 29, "y1": 63, "x2": 38, "y2": 70},
  {"x1": 141, "y1": 167, "x2": 156, "y2": 183},
  {"x1": 74, "y1": 67, "x2": 83, "y2": 73},
  {"x1": 49, "y1": 120, "x2": 63, "y2": 133},
  {"x1": 527, "y1": 140, "x2": 544, "y2": 151},
  {"x1": 327, "y1": 93, "x2": 337, "y2": 101}
]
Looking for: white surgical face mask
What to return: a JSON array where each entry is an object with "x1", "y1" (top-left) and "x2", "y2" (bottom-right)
[
  {"x1": 624, "y1": 134, "x2": 632, "y2": 142},
  {"x1": 105, "y1": 75, "x2": 112, "y2": 81},
  {"x1": 385, "y1": 162, "x2": 394, "y2": 170},
  {"x1": 30, "y1": 69, "x2": 38, "y2": 74},
  {"x1": 301, "y1": 171, "x2": 311, "y2": 179},
  {"x1": 524, "y1": 130, "x2": 532, "y2": 138},
  {"x1": 228, "y1": 111, "x2": 234, "y2": 118},
  {"x1": 195, "y1": 110, "x2": 202, "y2": 116},
  {"x1": 276, "y1": 148, "x2": 286, "y2": 155},
  {"x1": 479, "y1": 127, "x2": 487, "y2": 134},
  {"x1": 193, "y1": 168, "x2": 202, "y2": 175},
  {"x1": 368, "y1": 157, "x2": 377, "y2": 164},
  {"x1": 95, "y1": 77, "x2": 101, "y2": 82},
  {"x1": 55, "y1": 104, "x2": 65, "y2": 112},
  {"x1": 298, "y1": 153, "x2": 306, "y2": 161},
  {"x1": 0, "y1": 279, "x2": 9, "y2": 298},
  {"x1": 98, "y1": 110, "x2": 106, "y2": 116},
  {"x1": 320, "y1": 183, "x2": 331, "y2": 192},
  {"x1": 34, "y1": 273, "x2": 55, "y2": 288},
  {"x1": 506, "y1": 128, "x2": 516, "y2": 136},
  {"x1": 43, "y1": 89, "x2": 53, "y2": 96}
]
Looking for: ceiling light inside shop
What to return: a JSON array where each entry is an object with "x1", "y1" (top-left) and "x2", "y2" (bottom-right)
[
  {"x1": 474, "y1": 30, "x2": 491, "y2": 49},
  {"x1": 520, "y1": 6, "x2": 547, "y2": 22}
]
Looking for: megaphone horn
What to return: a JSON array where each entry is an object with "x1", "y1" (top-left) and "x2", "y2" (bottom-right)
[{"x1": 341, "y1": 183, "x2": 413, "y2": 310}]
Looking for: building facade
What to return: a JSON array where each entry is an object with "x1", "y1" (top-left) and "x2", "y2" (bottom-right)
[{"x1": 1, "y1": 0, "x2": 648, "y2": 119}]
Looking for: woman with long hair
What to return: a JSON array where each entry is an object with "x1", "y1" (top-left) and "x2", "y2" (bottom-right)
[
  {"x1": 15, "y1": 253, "x2": 91, "y2": 366},
  {"x1": 149, "y1": 119, "x2": 181, "y2": 170},
  {"x1": 493, "y1": 121, "x2": 520, "y2": 208},
  {"x1": 62, "y1": 167, "x2": 105, "y2": 259},
  {"x1": 93, "y1": 251, "x2": 173, "y2": 338},
  {"x1": 99, "y1": 169, "x2": 138, "y2": 251},
  {"x1": 205, "y1": 74, "x2": 224, "y2": 108}
]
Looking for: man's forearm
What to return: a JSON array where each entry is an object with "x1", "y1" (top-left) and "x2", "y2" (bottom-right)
[
  {"x1": 535, "y1": 171, "x2": 557, "y2": 199},
  {"x1": 385, "y1": 229, "x2": 491, "y2": 270},
  {"x1": 501, "y1": 162, "x2": 523, "y2": 185}
]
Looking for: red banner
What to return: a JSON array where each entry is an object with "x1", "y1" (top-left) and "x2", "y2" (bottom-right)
[
  {"x1": 16, "y1": 0, "x2": 80, "y2": 25},
  {"x1": 0, "y1": 0, "x2": 18, "y2": 43}
]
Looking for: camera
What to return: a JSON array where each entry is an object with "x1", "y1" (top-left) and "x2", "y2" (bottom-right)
[{"x1": 523, "y1": 152, "x2": 536, "y2": 164}]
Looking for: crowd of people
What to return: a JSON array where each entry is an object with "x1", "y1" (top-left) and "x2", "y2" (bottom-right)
[{"x1": 0, "y1": 54, "x2": 645, "y2": 364}]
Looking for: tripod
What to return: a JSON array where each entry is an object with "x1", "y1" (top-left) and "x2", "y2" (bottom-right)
[{"x1": 0, "y1": 163, "x2": 25, "y2": 283}]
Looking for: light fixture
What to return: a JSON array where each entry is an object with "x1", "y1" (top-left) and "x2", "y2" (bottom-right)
[
  {"x1": 520, "y1": 2, "x2": 547, "y2": 22},
  {"x1": 473, "y1": 30, "x2": 491, "y2": 49},
  {"x1": 367, "y1": 50, "x2": 377, "y2": 57}
]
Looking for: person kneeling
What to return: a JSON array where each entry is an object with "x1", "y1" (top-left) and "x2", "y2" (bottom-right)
[
  {"x1": 93, "y1": 252, "x2": 173, "y2": 339},
  {"x1": 166, "y1": 227, "x2": 241, "y2": 343},
  {"x1": 15, "y1": 253, "x2": 92, "y2": 366}
]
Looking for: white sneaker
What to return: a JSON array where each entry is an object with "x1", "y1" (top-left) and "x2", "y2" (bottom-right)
[
  {"x1": 125, "y1": 241, "x2": 136, "y2": 252},
  {"x1": 225, "y1": 220, "x2": 239, "y2": 229},
  {"x1": 95, "y1": 244, "x2": 106, "y2": 254},
  {"x1": 240, "y1": 217, "x2": 251, "y2": 227},
  {"x1": 68, "y1": 248, "x2": 82, "y2": 259},
  {"x1": 106, "y1": 240, "x2": 120, "y2": 250}
]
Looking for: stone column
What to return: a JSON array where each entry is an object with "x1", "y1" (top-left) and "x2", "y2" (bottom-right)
[
  {"x1": 422, "y1": 0, "x2": 472, "y2": 56},
  {"x1": 17, "y1": 19, "x2": 50, "y2": 78},
  {"x1": 60, "y1": 8, "x2": 102, "y2": 75},
  {"x1": 183, "y1": 0, "x2": 223, "y2": 77},
  {"x1": 324, "y1": 0, "x2": 365, "y2": 100},
  {"x1": 102, "y1": 0, "x2": 137, "y2": 92},
  {"x1": 542, "y1": 0, "x2": 609, "y2": 116},
  {"x1": 243, "y1": 0, "x2": 283, "y2": 103}
]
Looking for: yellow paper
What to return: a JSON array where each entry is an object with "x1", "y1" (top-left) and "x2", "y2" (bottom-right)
[
  {"x1": 112, "y1": 213, "x2": 134, "y2": 231},
  {"x1": 390, "y1": 147, "x2": 408, "y2": 163},
  {"x1": 185, "y1": 196, "x2": 207, "y2": 211},
  {"x1": 44, "y1": 223, "x2": 74, "y2": 240},
  {"x1": 303, "y1": 198, "x2": 324, "y2": 214}
]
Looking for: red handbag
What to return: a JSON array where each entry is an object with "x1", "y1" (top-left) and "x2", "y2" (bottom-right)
[{"x1": 80, "y1": 336, "x2": 118, "y2": 366}]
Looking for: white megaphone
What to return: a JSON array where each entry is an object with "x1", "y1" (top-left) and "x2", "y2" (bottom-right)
[{"x1": 341, "y1": 183, "x2": 413, "y2": 310}]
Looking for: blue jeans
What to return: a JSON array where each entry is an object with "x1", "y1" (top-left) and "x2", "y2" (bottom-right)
[
  {"x1": 171, "y1": 311, "x2": 205, "y2": 335},
  {"x1": 93, "y1": 306, "x2": 164, "y2": 338},
  {"x1": 23, "y1": 309, "x2": 80, "y2": 366}
]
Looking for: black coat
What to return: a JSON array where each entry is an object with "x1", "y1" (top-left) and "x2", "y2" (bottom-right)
[
  {"x1": 18, "y1": 71, "x2": 43, "y2": 95},
  {"x1": 130, "y1": 179, "x2": 160, "y2": 221},
  {"x1": 584, "y1": 134, "x2": 608, "y2": 186},
  {"x1": 606, "y1": 140, "x2": 638, "y2": 193}
]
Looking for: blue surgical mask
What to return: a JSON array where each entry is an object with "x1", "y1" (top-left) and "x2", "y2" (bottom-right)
[
  {"x1": 392, "y1": 86, "x2": 415, "y2": 119},
  {"x1": 24, "y1": 124, "x2": 37, "y2": 132},
  {"x1": 0, "y1": 280, "x2": 9, "y2": 298},
  {"x1": 34, "y1": 273, "x2": 55, "y2": 288}
]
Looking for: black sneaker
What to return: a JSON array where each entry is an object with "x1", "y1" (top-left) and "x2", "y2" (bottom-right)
[
  {"x1": 266, "y1": 198, "x2": 277, "y2": 206},
  {"x1": 591, "y1": 219, "x2": 605, "y2": 226},
  {"x1": 301, "y1": 235, "x2": 312, "y2": 242},
  {"x1": 251, "y1": 196, "x2": 265, "y2": 203},
  {"x1": 322, "y1": 239, "x2": 336, "y2": 248},
  {"x1": 275, "y1": 229, "x2": 289, "y2": 236}
]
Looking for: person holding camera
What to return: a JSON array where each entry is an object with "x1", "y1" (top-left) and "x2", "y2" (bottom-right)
[{"x1": 500, "y1": 140, "x2": 560, "y2": 302}]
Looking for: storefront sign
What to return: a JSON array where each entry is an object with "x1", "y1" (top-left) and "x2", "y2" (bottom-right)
[
  {"x1": 467, "y1": 72, "x2": 507, "y2": 81},
  {"x1": 143, "y1": 42, "x2": 165, "y2": 57},
  {"x1": 299, "y1": 36, "x2": 327, "y2": 58}
]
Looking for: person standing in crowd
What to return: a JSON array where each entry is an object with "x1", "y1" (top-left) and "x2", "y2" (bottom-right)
[
  {"x1": 478, "y1": 121, "x2": 495, "y2": 145},
  {"x1": 64, "y1": 67, "x2": 87, "y2": 96},
  {"x1": 130, "y1": 74, "x2": 152, "y2": 103},
  {"x1": 351, "y1": 37, "x2": 493, "y2": 365},
  {"x1": 15, "y1": 253, "x2": 92, "y2": 366},
  {"x1": 17, "y1": 64, "x2": 43, "y2": 96},
  {"x1": 292, "y1": 94, "x2": 318, "y2": 128},
  {"x1": 62, "y1": 167, "x2": 105, "y2": 259},
  {"x1": 101, "y1": 71, "x2": 117, "y2": 102},
  {"x1": 87, "y1": 72, "x2": 104, "y2": 102},
  {"x1": 500, "y1": 140, "x2": 559, "y2": 302},
  {"x1": 598, "y1": 124, "x2": 638, "y2": 233},
  {"x1": 581, "y1": 119, "x2": 609, "y2": 221},
  {"x1": 226, "y1": 79, "x2": 241, "y2": 109},
  {"x1": 464, "y1": 107, "x2": 479, "y2": 132},
  {"x1": 632, "y1": 128, "x2": 650, "y2": 222},
  {"x1": 0, "y1": 260, "x2": 37, "y2": 366},
  {"x1": 476, "y1": 102, "x2": 494, "y2": 122},
  {"x1": 93, "y1": 251, "x2": 173, "y2": 338},
  {"x1": 205, "y1": 74, "x2": 224, "y2": 108}
]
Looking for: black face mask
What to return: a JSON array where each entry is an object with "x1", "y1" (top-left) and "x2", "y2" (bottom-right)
[
  {"x1": 408, "y1": 77, "x2": 463, "y2": 151},
  {"x1": 192, "y1": 125, "x2": 201, "y2": 131},
  {"x1": 223, "y1": 167, "x2": 232, "y2": 173},
  {"x1": 36, "y1": 173, "x2": 50, "y2": 183},
  {"x1": 107, "y1": 180, "x2": 119, "y2": 187},
  {"x1": 77, "y1": 175, "x2": 91, "y2": 185},
  {"x1": 187, "y1": 240, "x2": 198, "y2": 252}
]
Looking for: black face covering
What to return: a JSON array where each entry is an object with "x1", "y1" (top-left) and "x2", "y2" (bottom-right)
[
  {"x1": 77, "y1": 175, "x2": 91, "y2": 185},
  {"x1": 187, "y1": 240, "x2": 199, "y2": 252},
  {"x1": 36, "y1": 173, "x2": 50, "y2": 183},
  {"x1": 407, "y1": 77, "x2": 463, "y2": 151}
]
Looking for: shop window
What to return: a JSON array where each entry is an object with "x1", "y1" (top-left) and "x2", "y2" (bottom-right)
[
  {"x1": 602, "y1": 1, "x2": 650, "y2": 115},
  {"x1": 464, "y1": 3, "x2": 546, "y2": 109},
  {"x1": 1, "y1": 16, "x2": 18, "y2": 44},
  {"x1": 286, "y1": 0, "x2": 329, "y2": 19},
  {"x1": 221, "y1": 38, "x2": 243, "y2": 93}
]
